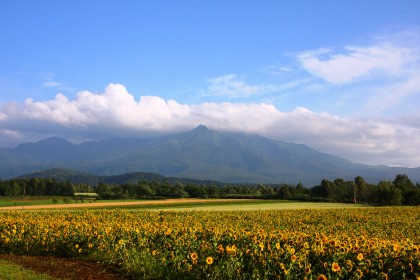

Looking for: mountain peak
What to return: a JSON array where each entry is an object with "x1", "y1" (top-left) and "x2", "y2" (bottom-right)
[
  {"x1": 15, "y1": 137, "x2": 73, "y2": 150},
  {"x1": 190, "y1": 125, "x2": 210, "y2": 133},
  {"x1": 2, "y1": 127, "x2": 419, "y2": 185},
  {"x1": 37, "y1": 137, "x2": 73, "y2": 145}
]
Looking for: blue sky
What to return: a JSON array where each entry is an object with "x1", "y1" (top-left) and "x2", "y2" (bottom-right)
[{"x1": 1, "y1": 1, "x2": 420, "y2": 167}]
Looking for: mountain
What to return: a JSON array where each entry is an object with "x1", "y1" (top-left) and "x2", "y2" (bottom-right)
[
  {"x1": 1, "y1": 125, "x2": 419, "y2": 186},
  {"x1": 18, "y1": 168, "x2": 226, "y2": 187}
]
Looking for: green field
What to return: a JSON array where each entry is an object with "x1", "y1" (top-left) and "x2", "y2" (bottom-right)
[
  {"x1": 0, "y1": 259, "x2": 55, "y2": 280},
  {"x1": 125, "y1": 200, "x2": 368, "y2": 211},
  {"x1": 0, "y1": 196, "x2": 139, "y2": 207},
  {"x1": 0, "y1": 196, "x2": 369, "y2": 211},
  {"x1": 0, "y1": 196, "x2": 73, "y2": 207}
]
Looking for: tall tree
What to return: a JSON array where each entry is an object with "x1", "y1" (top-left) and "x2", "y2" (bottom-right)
[
  {"x1": 393, "y1": 174, "x2": 415, "y2": 204},
  {"x1": 354, "y1": 176, "x2": 367, "y2": 203}
]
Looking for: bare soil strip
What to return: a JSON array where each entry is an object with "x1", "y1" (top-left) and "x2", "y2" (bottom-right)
[{"x1": 0, "y1": 254, "x2": 128, "y2": 280}]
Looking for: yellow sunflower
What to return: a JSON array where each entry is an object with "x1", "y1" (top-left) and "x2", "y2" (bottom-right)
[
  {"x1": 217, "y1": 244, "x2": 224, "y2": 253},
  {"x1": 317, "y1": 274, "x2": 327, "y2": 280},
  {"x1": 332, "y1": 262, "x2": 341, "y2": 272}
]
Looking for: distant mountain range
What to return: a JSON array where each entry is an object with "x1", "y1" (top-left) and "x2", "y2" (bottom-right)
[
  {"x1": 17, "y1": 168, "x2": 225, "y2": 187},
  {"x1": 1, "y1": 125, "x2": 419, "y2": 186}
]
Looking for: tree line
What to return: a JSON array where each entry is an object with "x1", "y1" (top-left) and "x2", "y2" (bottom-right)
[{"x1": 0, "y1": 174, "x2": 419, "y2": 206}]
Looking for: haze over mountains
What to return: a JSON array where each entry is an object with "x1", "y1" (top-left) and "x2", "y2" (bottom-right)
[{"x1": 0, "y1": 125, "x2": 419, "y2": 186}]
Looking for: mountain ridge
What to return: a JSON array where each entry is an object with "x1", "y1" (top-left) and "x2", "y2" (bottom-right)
[
  {"x1": 17, "y1": 168, "x2": 227, "y2": 187},
  {"x1": 1, "y1": 125, "x2": 419, "y2": 185}
]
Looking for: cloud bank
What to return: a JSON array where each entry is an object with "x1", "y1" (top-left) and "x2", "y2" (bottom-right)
[{"x1": 1, "y1": 83, "x2": 420, "y2": 167}]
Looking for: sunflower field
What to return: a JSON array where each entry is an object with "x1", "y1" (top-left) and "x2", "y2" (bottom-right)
[{"x1": 0, "y1": 207, "x2": 419, "y2": 279}]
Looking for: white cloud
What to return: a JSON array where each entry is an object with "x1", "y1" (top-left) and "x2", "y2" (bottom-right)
[
  {"x1": 13, "y1": 84, "x2": 192, "y2": 131},
  {"x1": 0, "y1": 111, "x2": 7, "y2": 121},
  {"x1": 361, "y1": 68, "x2": 420, "y2": 114},
  {"x1": 0, "y1": 129, "x2": 21, "y2": 139},
  {"x1": 298, "y1": 43, "x2": 417, "y2": 84},
  {"x1": 261, "y1": 65, "x2": 292, "y2": 76},
  {"x1": 204, "y1": 74, "x2": 280, "y2": 98},
  {"x1": 203, "y1": 74, "x2": 307, "y2": 98},
  {"x1": 41, "y1": 72, "x2": 74, "y2": 92},
  {"x1": 43, "y1": 81, "x2": 62, "y2": 88},
  {"x1": 1, "y1": 83, "x2": 420, "y2": 167},
  {"x1": 294, "y1": 31, "x2": 420, "y2": 116}
]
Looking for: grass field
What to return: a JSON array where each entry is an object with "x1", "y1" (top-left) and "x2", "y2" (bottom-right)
[
  {"x1": 0, "y1": 196, "x2": 369, "y2": 211},
  {"x1": 0, "y1": 196, "x2": 78, "y2": 207},
  {"x1": 0, "y1": 197, "x2": 57, "y2": 207},
  {"x1": 119, "y1": 200, "x2": 369, "y2": 211},
  {"x1": 0, "y1": 259, "x2": 55, "y2": 280},
  {"x1": 152, "y1": 201, "x2": 367, "y2": 211},
  {"x1": 0, "y1": 196, "x2": 140, "y2": 208}
]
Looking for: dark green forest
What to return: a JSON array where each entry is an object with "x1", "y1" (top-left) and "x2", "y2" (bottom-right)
[{"x1": 1, "y1": 174, "x2": 419, "y2": 206}]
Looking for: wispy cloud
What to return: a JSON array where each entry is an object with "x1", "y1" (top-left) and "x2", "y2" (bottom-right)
[
  {"x1": 204, "y1": 74, "x2": 272, "y2": 98},
  {"x1": 41, "y1": 72, "x2": 74, "y2": 92},
  {"x1": 297, "y1": 42, "x2": 417, "y2": 84},
  {"x1": 361, "y1": 68, "x2": 420, "y2": 114},
  {"x1": 261, "y1": 65, "x2": 292, "y2": 76},
  {"x1": 203, "y1": 74, "x2": 306, "y2": 98},
  {"x1": 1, "y1": 83, "x2": 420, "y2": 167},
  {"x1": 43, "y1": 81, "x2": 63, "y2": 88},
  {"x1": 293, "y1": 30, "x2": 420, "y2": 116}
]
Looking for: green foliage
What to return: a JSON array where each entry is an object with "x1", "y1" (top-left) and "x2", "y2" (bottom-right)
[
  {"x1": 1, "y1": 173, "x2": 419, "y2": 206},
  {"x1": 62, "y1": 197, "x2": 73, "y2": 204},
  {"x1": 310, "y1": 174, "x2": 420, "y2": 206}
]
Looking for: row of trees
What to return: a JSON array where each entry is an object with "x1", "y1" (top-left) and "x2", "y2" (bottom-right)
[
  {"x1": 0, "y1": 174, "x2": 419, "y2": 206},
  {"x1": 311, "y1": 174, "x2": 420, "y2": 205},
  {"x1": 0, "y1": 178, "x2": 92, "y2": 197},
  {"x1": 96, "y1": 181, "x2": 310, "y2": 200}
]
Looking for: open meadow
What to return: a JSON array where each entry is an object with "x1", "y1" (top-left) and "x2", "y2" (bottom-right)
[
  {"x1": 0, "y1": 197, "x2": 366, "y2": 211},
  {"x1": 0, "y1": 199, "x2": 419, "y2": 279}
]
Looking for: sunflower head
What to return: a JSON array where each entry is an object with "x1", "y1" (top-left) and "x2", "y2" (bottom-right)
[
  {"x1": 317, "y1": 274, "x2": 327, "y2": 280},
  {"x1": 332, "y1": 262, "x2": 341, "y2": 272}
]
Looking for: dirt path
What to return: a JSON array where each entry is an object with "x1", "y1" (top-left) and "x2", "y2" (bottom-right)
[
  {"x1": 0, "y1": 198, "x2": 247, "y2": 210},
  {"x1": 0, "y1": 254, "x2": 128, "y2": 280}
]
